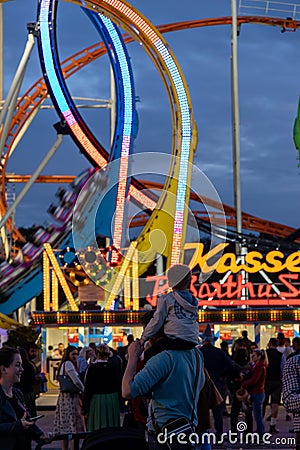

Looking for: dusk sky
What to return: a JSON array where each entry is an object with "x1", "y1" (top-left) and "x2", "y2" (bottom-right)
[{"x1": 3, "y1": 0, "x2": 300, "y2": 233}]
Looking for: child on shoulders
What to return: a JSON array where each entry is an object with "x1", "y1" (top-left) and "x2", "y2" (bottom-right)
[{"x1": 140, "y1": 264, "x2": 199, "y2": 350}]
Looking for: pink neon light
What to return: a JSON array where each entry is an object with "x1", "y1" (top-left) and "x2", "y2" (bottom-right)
[
  {"x1": 63, "y1": 110, "x2": 76, "y2": 127},
  {"x1": 111, "y1": 137, "x2": 130, "y2": 262},
  {"x1": 69, "y1": 122, "x2": 106, "y2": 168}
]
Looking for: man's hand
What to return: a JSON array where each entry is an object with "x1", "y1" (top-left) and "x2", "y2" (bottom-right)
[{"x1": 127, "y1": 339, "x2": 143, "y2": 361}]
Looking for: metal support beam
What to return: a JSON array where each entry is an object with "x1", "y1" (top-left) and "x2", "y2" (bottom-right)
[
  {"x1": 0, "y1": 133, "x2": 63, "y2": 231},
  {"x1": 0, "y1": 32, "x2": 35, "y2": 157},
  {"x1": 231, "y1": 0, "x2": 242, "y2": 238}
]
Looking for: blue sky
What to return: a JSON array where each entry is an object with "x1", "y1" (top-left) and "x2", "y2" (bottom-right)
[{"x1": 2, "y1": 0, "x2": 300, "y2": 231}]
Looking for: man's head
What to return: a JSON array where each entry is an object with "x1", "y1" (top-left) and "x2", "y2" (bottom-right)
[
  {"x1": 167, "y1": 264, "x2": 191, "y2": 290},
  {"x1": 242, "y1": 330, "x2": 248, "y2": 339},
  {"x1": 25, "y1": 342, "x2": 38, "y2": 361},
  {"x1": 292, "y1": 337, "x2": 300, "y2": 351},
  {"x1": 58, "y1": 343, "x2": 65, "y2": 354},
  {"x1": 277, "y1": 332, "x2": 285, "y2": 346},
  {"x1": 268, "y1": 338, "x2": 279, "y2": 348},
  {"x1": 127, "y1": 334, "x2": 134, "y2": 346},
  {"x1": 220, "y1": 341, "x2": 229, "y2": 351}
]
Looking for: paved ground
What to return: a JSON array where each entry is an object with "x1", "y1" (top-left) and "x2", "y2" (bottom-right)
[{"x1": 34, "y1": 393, "x2": 297, "y2": 449}]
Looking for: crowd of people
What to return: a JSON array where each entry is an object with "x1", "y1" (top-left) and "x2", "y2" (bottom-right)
[{"x1": 1, "y1": 264, "x2": 300, "y2": 449}]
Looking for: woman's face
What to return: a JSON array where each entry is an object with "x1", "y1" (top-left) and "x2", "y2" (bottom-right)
[
  {"x1": 1, "y1": 354, "x2": 23, "y2": 383},
  {"x1": 86, "y1": 349, "x2": 93, "y2": 359},
  {"x1": 69, "y1": 350, "x2": 78, "y2": 364},
  {"x1": 251, "y1": 351, "x2": 261, "y2": 363}
]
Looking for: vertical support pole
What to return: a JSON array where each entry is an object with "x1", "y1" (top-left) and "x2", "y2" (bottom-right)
[
  {"x1": 78, "y1": 327, "x2": 85, "y2": 348},
  {"x1": 254, "y1": 322, "x2": 260, "y2": 347},
  {"x1": 231, "y1": 0, "x2": 242, "y2": 240},
  {"x1": 41, "y1": 327, "x2": 47, "y2": 374},
  {"x1": 214, "y1": 324, "x2": 220, "y2": 347}
]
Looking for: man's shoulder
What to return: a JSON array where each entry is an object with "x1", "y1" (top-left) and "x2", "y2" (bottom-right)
[
  {"x1": 285, "y1": 353, "x2": 300, "y2": 366},
  {"x1": 200, "y1": 343, "x2": 220, "y2": 353},
  {"x1": 147, "y1": 348, "x2": 200, "y2": 363},
  {"x1": 166, "y1": 348, "x2": 203, "y2": 363}
]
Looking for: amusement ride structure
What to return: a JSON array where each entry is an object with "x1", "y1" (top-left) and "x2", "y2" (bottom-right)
[{"x1": 0, "y1": 0, "x2": 299, "y2": 324}]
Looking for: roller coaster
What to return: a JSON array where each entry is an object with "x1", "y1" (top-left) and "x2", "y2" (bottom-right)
[{"x1": 0, "y1": 0, "x2": 299, "y2": 315}]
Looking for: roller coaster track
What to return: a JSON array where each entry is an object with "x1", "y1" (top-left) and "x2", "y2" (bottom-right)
[
  {"x1": 2, "y1": 15, "x2": 299, "y2": 242},
  {"x1": 131, "y1": 181, "x2": 300, "y2": 242},
  {"x1": 4, "y1": 173, "x2": 299, "y2": 241}
]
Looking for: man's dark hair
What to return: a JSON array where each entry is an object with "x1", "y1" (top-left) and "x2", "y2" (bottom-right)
[
  {"x1": 293, "y1": 337, "x2": 300, "y2": 348},
  {"x1": 269, "y1": 338, "x2": 279, "y2": 348},
  {"x1": 220, "y1": 341, "x2": 228, "y2": 350},
  {"x1": 127, "y1": 334, "x2": 134, "y2": 345}
]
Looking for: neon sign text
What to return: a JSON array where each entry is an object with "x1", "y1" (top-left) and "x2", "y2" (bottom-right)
[{"x1": 185, "y1": 243, "x2": 300, "y2": 274}]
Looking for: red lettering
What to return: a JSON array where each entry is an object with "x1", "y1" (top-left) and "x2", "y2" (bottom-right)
[
  {"x1": 198, "y1": 283, "x2": 215, "y2": 299},
  {"x1": 257, "y1": 284, "x2": 272, "y2": 298},
  {"x1": 221, "y1": 275, "x2": 238, "y2": 298},
  {"x1": 145, "y1": 275, "x2": 168, "y2": 307},
  {"x1": 236, "y1": 274, "x2": 255, "y2": 298},
  {"x1": 278, "y1": 274, "x2": 300, "y2": 297},
  {"x1": 190, "y1": 274, "x2": 198, "y2": 296},
  {"x1": 211, "y1": 282, "x2": 227, "y2": 298}
]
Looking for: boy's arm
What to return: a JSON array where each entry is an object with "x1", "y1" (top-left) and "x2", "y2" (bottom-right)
[{"x1": 140, "y1": 296, "x2": 168, "y2": 343}]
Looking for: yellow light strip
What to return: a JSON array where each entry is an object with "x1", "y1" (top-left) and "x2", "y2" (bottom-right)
[
  {"x1": 44, "y1": 243, "x2": 78, "y2": 311},
  {"x1": 52, "y1": 272, "x2": 59, "y2": 311},
  {"x1": 124, "y1": 269, "x2": 131, "y2": 309},
  {"x1": 105, "y1": 241, "x2": 137, "y2": 310},
  {"x1": 43, "y1": 251, "x2": 50, "y2": 311},
  {"x1": 132, "y1": 245, "x2": 139, "y2": 310}
]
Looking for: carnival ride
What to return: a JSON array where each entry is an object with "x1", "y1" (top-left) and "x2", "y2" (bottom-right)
[{"x1": 0, "y1": 1, "x2": 299, "y2": 315}]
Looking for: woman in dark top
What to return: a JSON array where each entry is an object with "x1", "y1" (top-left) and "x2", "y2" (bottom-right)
[
  {"x1": 83, "y1": 343, "x2": 122, "y2": 431},
  {"x1": 0, "y1": 346, "x2": 43, "y2": 450}
]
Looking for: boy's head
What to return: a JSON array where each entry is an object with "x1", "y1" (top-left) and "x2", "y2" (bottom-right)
[{"x1": 167, "y1": 264, "x2": 191, "y2": 290}]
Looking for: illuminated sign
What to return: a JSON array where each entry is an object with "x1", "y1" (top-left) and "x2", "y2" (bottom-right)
[
  {"x1": 145, "y1": 266, "x2": 300, "y2": 308},
  {"x1": 31, "y1": 309, "x2": 300, "y2": 325},
  {"x1": 186, "y1": 243, "x2": 300, "y2": 274}
]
